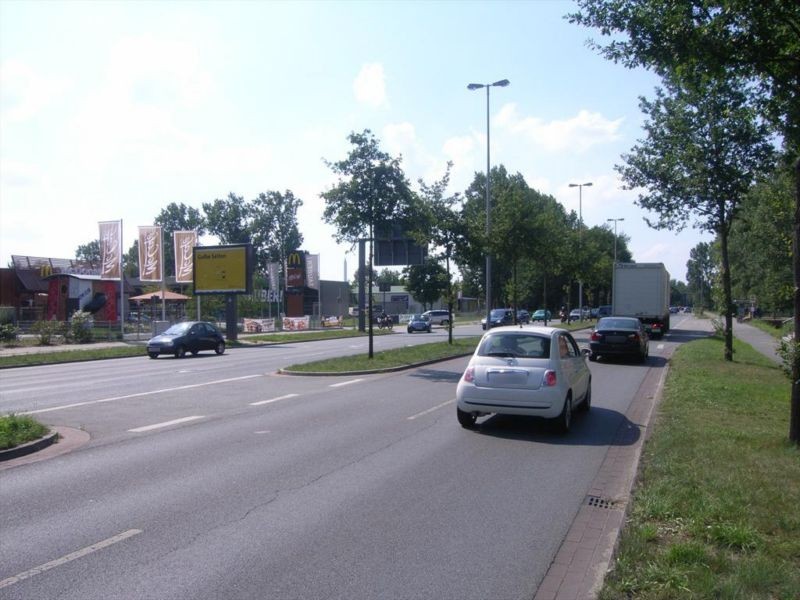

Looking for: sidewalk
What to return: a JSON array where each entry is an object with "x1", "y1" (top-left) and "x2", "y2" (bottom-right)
[{"x1": 731, "y1": 319, "x2": 783, "y2": 365}]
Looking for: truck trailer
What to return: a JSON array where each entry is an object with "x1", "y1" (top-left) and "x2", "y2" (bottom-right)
[{"x1": 611, "y1": 262, "x2": 671, "y2": 338}]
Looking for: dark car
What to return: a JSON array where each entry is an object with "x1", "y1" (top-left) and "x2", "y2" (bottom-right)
[
  {"x1": 597, "y1": 305, "x2": 612, "y2": 318},
  {"x1": 147, "y1": 321, "x2": 226, "y2": 358},
  {"x1": 589, "y1": 316, "x2": 648, "y2": 363},
  {"x1": 407, "y1": 314, "x2": 432, "y2": 334},
  {"x1": 516, "y1": 309, "x2": 530, "y2": 324},
  {"x1": 481, "y1": 308, "x2": 514, "y2": 330}
]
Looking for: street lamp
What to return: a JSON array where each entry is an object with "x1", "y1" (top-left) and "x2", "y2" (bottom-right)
[
  {"x1": 569, "y1": 182, "x2": 592, "y2": 320},
  {"x1": 607, "y1": 217, "x2": 624, "y2": 305},
  {"x1": 468, "y1": 79, "x2": 510, "y2": 329}
]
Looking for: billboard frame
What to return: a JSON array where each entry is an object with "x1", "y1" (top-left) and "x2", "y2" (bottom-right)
[{"x1": 193, "y1": 244, "x2": 253, "y2": 295}]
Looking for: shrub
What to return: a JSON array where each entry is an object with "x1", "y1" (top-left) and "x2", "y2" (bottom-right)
[
  {"x1": 67, "y1": 310, "x2": 93, "y2": 344},
  {"x1": 0, "y1": 323, "x2": 19, "y2": 345},
  {"x1": 31, "y1": 319, "x2": 65, "y2": 345}
]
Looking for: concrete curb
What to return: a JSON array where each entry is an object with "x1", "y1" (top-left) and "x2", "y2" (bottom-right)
[{"x1": 0, "y1": 430, "x2": 59, "y2": 461}]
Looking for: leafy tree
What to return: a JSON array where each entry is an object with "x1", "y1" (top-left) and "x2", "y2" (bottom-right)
[
  {"x1": 75, "y1": 240, "x2": 100, "y2": 264},
  {"x1": 351, "y1": 266, "x2": 378, "y2": 288},
  {"x1": 616, "y1": 75, "x2": 774, "y2": 361},
  {"x1": 569, "y1": 0, "x2": 800, "y2": 442},
  {"x1": 728, "y1": 166, "x2": 793, "y2": 314},
  {"x1": 686, "y1": 241, "x2": 715, "y2": 310},
  {"x1": 203, "y1": 192, "x2": 252, "y2": 245},
  {"x1": 155, "y1": 202, "x2": 206, "y2": 277},
  {"x1": 376, "y1": 269, "x2": 403, "y2": 288},
  {"x1": 250, "y1": 190, "x2": 303, "y2": 273},
  {"x1": 403, "y1": 258, "x2": 448, "y2": 311},
  {"x1": 321, "y1": 130, "x2": 413, "y2": 357},
  {"x1": 411, "y1": 163, "x2": 464, "y2": 342}
]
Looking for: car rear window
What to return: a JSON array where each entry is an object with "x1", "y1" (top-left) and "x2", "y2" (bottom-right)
[
  {"x1": 478, "y1": 333, "x2": 550, "y2": 358},
  {"x1": 598, "y1": 317, "x2": 639, "y2": 330}
]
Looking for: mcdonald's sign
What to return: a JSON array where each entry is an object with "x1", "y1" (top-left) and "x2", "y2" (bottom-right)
[
  {"x1": 286, "y1": 251, "x2": 305, "y2": 289},
  {"x1": 39, "y1": 264, "x2": 53, "y2": 278}
]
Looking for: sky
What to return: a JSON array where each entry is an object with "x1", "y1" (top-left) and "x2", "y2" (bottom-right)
[{"x1": 0, "y1": 0, "x2": 712, "y2": 284}]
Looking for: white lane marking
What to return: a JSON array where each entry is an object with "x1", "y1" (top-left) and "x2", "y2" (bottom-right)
[
  {"x1": 329, "y1": 378, "x2": 364, "y2": 388},
  {"x1": 0, "y1": 529, "x2": 142, "y2": 590},
  {"x1": 657, "y1": 344, "x2": 665, "y2": 350},
  {"x1": 250, "y1": 393, "x2": 299, "y2": 406},
  {"x1": 128, "y1": 416, "x2": 204, "y2": 433},
  {"x1": 407, "y1": 399, "x2": 455, "y2": 420},
  {"x1": 21, "y1": 375, "x2": 262, "y2": 415}
]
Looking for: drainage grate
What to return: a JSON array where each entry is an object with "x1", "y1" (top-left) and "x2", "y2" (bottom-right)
[{"x1": 586, "y1": 495, "x2": 616, "y2": 510}]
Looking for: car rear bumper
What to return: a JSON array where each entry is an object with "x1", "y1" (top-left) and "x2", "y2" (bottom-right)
[
  {"x1": 589, "y1": 342, "x2": 641, "y2": 357},
  {"x1": 456, "y1": 384, "x2": 563, "y2": 418}
]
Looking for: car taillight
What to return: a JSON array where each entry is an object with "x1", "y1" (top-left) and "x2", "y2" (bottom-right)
[
  {"x1": 628, "y1": 333, "x2": 640, "y2": 342},
  {"x1": 590, "y1": 331, "x2": 602, "y2": 341},
  {"x1": 543, "y1": 370, "x2": 557, "y2": 386},
  {"x1": 463, "y1": 367, "x2": 475, "y2": 383}
]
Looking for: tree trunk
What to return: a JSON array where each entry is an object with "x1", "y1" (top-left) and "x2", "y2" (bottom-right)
[
  {"x1": 790, "y1": 156, "x2": 800, "y2": 444},
  {"x1": 719, "y1": 223, "x2": 734, "y2": 361}
]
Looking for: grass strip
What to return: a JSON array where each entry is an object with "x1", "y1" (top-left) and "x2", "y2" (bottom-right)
[
  {"x1": 0, "y1": 346, "x2": 145, "y2": 368},
  {"x1": 243, "y1": 328, "x2": 392, "y2": 344},
  {"x1": 0, "y1": 414, "x2": 49, "y2": 450},
  {"x1": 284, "y1": 336, "x2": 480, "y2": 373},
  {"x1": 600, "y1": 336, "x2": 800, "y2": 599}
]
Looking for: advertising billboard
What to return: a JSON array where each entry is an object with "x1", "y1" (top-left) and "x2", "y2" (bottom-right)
[{"x1": 193, "y1": 244, "x2": 253, "y2": 294}]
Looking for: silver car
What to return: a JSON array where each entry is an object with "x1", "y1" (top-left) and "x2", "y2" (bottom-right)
[{"x1": 456, "y1": 326, "x2": 591, "y2": 432}]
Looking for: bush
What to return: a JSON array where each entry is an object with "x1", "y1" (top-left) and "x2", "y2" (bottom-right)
[
  {"x1": 0, "y1": 323, "x2": 19, "y2": 345},
  {"x1": 31, "y1": 319, "x2": 65, "y2": 345},
  {"x1": 67, "y1": 311, "x2": 93, "y2": 344},
  {"x1": 0, "y1": 306, "x2": 15, "y2": 325}
]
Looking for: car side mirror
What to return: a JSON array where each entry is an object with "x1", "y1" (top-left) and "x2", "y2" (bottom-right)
[{"x1": 582, "y1": 348, "x2": 591, "y2": 356}]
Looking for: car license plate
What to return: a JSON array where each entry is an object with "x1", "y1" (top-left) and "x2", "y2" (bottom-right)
[{"x1": 607, "y1": 335, "x2": 627, "y2": 343}]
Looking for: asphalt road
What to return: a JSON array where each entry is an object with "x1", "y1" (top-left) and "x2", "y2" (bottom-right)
[{"x1": 0, "y1": 317, "x2": 695, "y2": 599}]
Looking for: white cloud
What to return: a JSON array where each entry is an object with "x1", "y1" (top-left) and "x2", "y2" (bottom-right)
[
  {"x1": 0, "y1": 59, "x2": 71, "y2": 124},
  {"x1": 353, "y1": 63, "x2": 387, "y2": 108},
  {"x1": 496, "y1": 104, "x2": 624, "y2": 153}
]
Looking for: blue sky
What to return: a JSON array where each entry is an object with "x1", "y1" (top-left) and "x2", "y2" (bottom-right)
[{"x1": 0, "y1": 0, "x2": 711, "y2": 283}]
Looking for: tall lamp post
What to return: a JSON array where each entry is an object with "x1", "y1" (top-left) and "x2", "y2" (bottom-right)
[
  {"x1": 468, "y1": 79, "x2": 510, "y2": 329},
  {"x1": 569, "y1": 181, "x2": 592, "y2": 320},
  {"x1": 607, "y1": 217, "x2": 624, "y2": 304}
]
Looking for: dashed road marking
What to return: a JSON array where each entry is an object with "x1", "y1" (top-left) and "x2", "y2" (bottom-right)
[
  {"x1": 0, "y1": 529, "x2": 142, "y2": 589},
  {"x1": 250, "y1": 393, "x2": 299, "y2": 406},
  {"x1": 128, "y1": 416, "x2": 204, "y2": 433},
  {"x1": 329, "y1": 378, "x2": 364, "y2": 388},
  {"x1": 408, "y1": 399, "x2": 455, "y2": 420}
]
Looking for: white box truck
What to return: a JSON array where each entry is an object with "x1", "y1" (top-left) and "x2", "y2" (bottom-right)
[{"x1": 612, "y1": 263, "x2": 671, "y2": 338}]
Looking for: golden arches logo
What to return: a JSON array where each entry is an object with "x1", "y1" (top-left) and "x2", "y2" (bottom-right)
[
  {"x1": 287, "y1": 252, "x2": 302, "y2": 266},
  {"x1": 39, "y1": 264, "x2": 53, "y2": 277}
]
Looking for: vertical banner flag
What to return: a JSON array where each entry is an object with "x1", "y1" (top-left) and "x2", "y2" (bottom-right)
[
  {"x1": 267, "y1": 262, "x2": 280, "y2": 292},
  {"x1": 98, "y1": 220, "x2": 122, "y2": 280},
  {"x1": 174, "y1": 230, "x2": 197, "y2": 283},
  {"x1": 138, "y1": 226, "x2": 163, "y2": 282},
  {"x1": 306, "y1": 253, "x2": 320, "y2": 290}
]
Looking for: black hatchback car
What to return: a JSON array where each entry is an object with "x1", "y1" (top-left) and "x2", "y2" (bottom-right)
[
  {"x1": 589, "y1": 317, "x2": 649, "y2": 363},
  {"x1": 147, "y1": 321, "x2": 226, "y2": 358}
]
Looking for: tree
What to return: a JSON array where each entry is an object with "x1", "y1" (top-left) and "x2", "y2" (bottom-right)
[
  {"x1": 75, "y1": 240, "x2": 100, "y2": 264},
  {"x1": 203, "y1": 192, "x2": 252, "y2": 245},
  {"x1": 250, "y1": 190, "x2": 303, "y2": 273},
  {"x1": 404, "y1": 258, "x2": 448, "y2": 311},
  {"x1": 411, "y1": 163, "x2": 464, "y2": 342},
  {"x1": 617, "y1": 75, "x2": 774, "y2": 361},
  {"x1": 686, "y1": 242, "x2": 715, "y2": 310},
  {"x1": 154, "y1": 202, "x2": 206, "y2": 277},
  {"x1": 569, "y1": 0, "x2": 800, "y2": 443},
  {"x1": 321, "y1": 130, "x2": 413, "y2": 357}
]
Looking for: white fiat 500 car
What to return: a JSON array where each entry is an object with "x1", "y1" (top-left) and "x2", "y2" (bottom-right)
[{"x1": 456, "y1": 326, "x2": 591, "y2": 432}]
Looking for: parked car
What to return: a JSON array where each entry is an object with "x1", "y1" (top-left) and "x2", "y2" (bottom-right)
[
  {"x1": 456, "y1": 326, "x2": 591, "y2": 432},
  {"x1": 422, "y1": 309, "x2": 452, "y2": 326},
  {"x1": 597, "y1": 305, "x2": 612, "y2": 318},
  {"x1": 147, "y1": 321, "x2": 226, "y2": 358},
  {"x1": 406, "y1": 314, "x2": 432, "y2": 334},
  {"x1": 481, "y1": 308, "x2": 514, "y2": 330},
  {"x1": 589, "y1": 316, "x2": 649, "y2": 363},
  {"x1": 531, "y1": 309, "x2": 552, "y2": 322},
  {"x1": 517, "y1": 309, "x2": 530, "y2": 324},
  {"x1": 569, "y1": 308, "x2": 590, "y2": 321}
]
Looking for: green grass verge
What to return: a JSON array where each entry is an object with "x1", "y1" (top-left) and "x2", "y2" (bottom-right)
[
  {"x1": 243, "y1": 328, "x2": 392, "y2": 344},
  {"x1": 749, "y1": 318, "x2": 793, "y2": 339},
  {"x1": 0, "y1": 346, "x2": 146, "y2": 368},
  {"x1": 599, "y1": 336, "x2": 800, "y2": 599},
  {"x1": 0, "y1": 414, "x2": 49, "y2": 450},
  {"x1": 284, "y1": 336, "x2": 481, "y2": 372}
]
